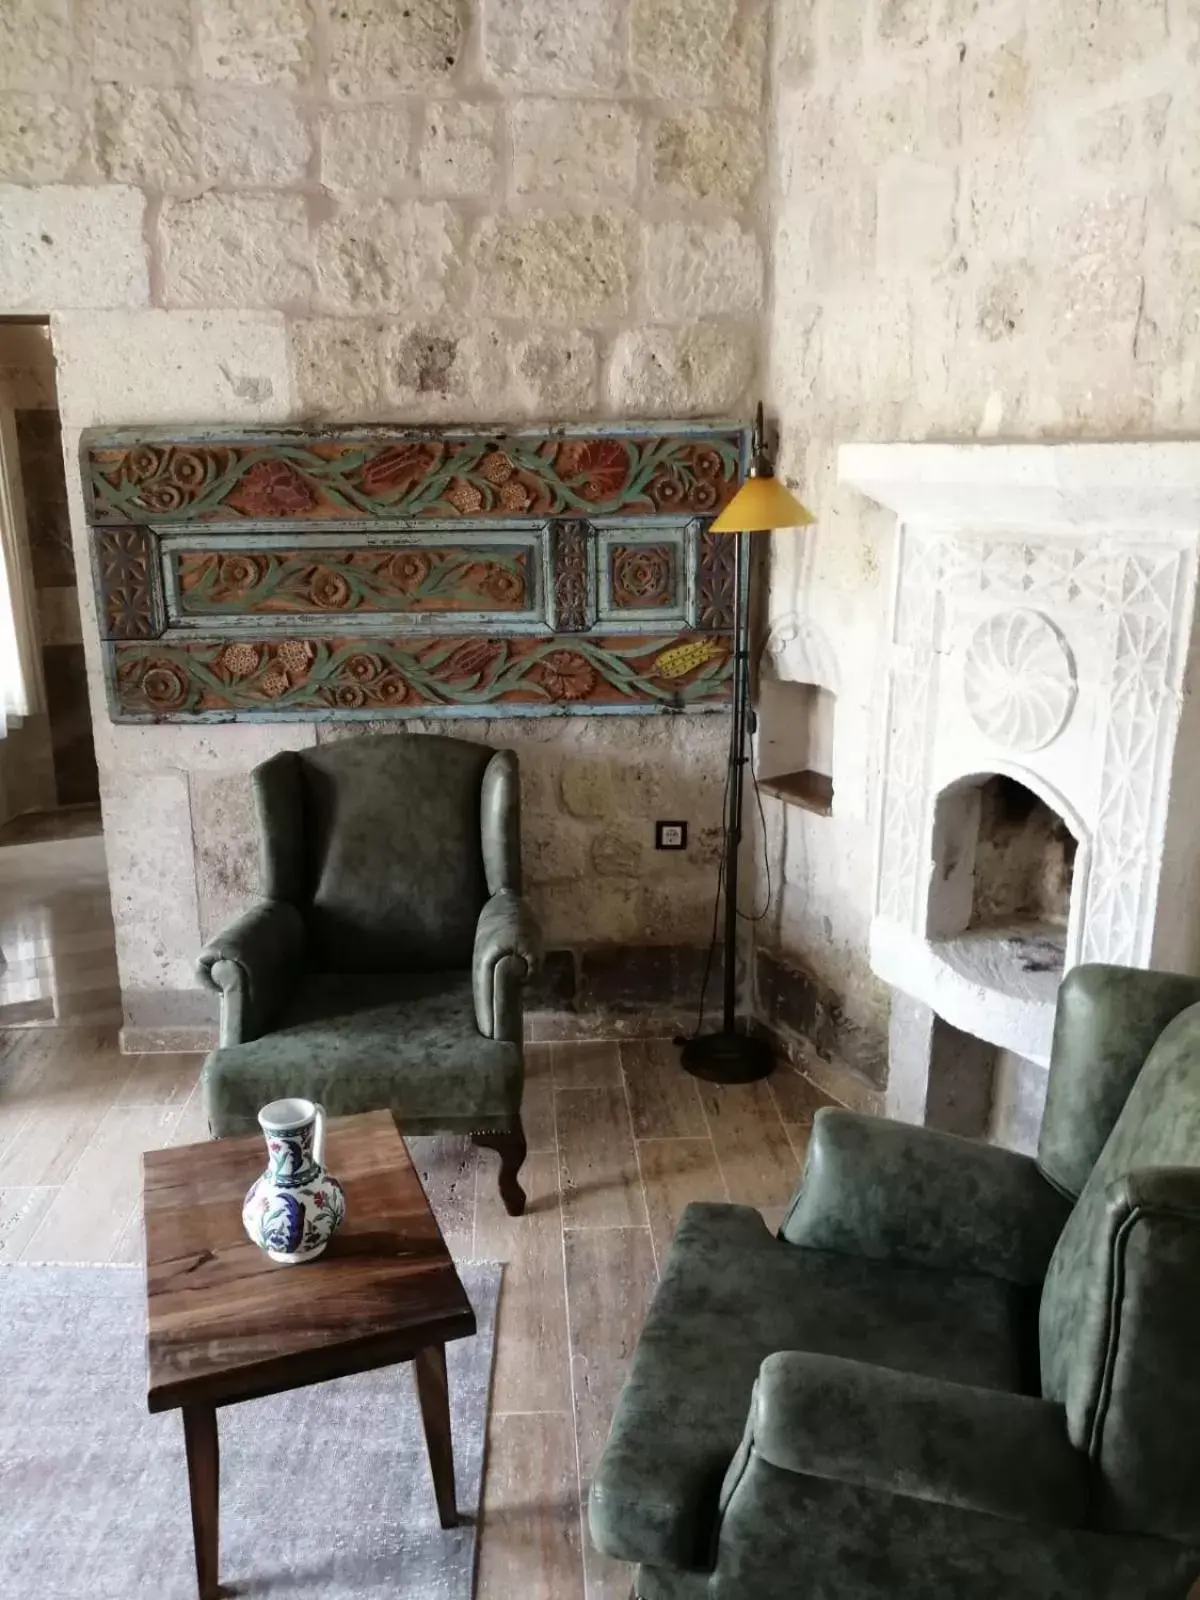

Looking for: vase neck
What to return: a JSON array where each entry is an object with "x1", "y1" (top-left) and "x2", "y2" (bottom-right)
[{"x1": 264, "y1": 1124, "x2": 319, "y2": 1186}]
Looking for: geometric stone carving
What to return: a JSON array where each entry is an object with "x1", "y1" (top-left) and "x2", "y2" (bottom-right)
[
  {"x1": 962, "y1": 608, "x2": 1077, "y2": 752},
  {"x1": 839, "y1": 440, "x2": 1200, "y2": 1097}
]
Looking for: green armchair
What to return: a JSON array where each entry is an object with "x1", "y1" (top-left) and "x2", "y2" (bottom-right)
[
  {"x1": 589, "y1": 965, "x2": 1200, "y2": 1597},
  {"x1": 198, "y1": 732, "x2": 540, "y2": 1215}
]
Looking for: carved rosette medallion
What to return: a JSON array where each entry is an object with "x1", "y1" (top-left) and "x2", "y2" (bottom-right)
[
  {"x1": 610, "y1": 544, "x2": 674, "y2": 608},
  {"x1": 962, "y1": 608, "x2": 1077, "y2": 752}
]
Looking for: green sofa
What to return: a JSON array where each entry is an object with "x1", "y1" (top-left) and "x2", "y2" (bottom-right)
[
  {"x1": 589, "y1": 965, "x2": 1200, "y2": 1597},
  {"x1": 197, "y1": 732, "x2": 540, "y2": 1215}
]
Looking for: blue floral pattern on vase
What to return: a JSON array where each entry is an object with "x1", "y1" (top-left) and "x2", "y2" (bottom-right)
[{"x1": 242, "y1": 1098, "x2": 346, "y2": 1264}]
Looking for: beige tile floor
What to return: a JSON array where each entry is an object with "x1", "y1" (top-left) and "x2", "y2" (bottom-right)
[{"x1": 0, "y1": 835, "x2": 838, "y2": 1600}]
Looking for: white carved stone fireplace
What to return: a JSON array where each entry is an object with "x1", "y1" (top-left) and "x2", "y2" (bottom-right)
[{"x1": 839, "y1": 443, "x2": 1200, "y2": 1147}]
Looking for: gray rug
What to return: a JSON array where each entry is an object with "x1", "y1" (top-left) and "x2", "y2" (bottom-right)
[{"x1": 0, "y1": 1261, "x2": 501, "y2": 1599}]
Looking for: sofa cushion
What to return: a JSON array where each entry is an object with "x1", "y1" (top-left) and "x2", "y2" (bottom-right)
[
  {"x1": 202, "y1": 971, "x2": 521, "y2": 1138},
  {"x1": 589, "y1": 1202, "x2": 1038, "y2": 1573}
]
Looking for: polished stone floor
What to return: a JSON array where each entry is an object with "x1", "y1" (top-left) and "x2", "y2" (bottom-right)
[{"x1": 0, "y1": 833, "x2": 836, "y2": 1600}]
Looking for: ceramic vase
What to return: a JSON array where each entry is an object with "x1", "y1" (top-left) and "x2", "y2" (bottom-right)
[{"x1": 242, "y1": 1097, "x2": 346, "y2": 1264}]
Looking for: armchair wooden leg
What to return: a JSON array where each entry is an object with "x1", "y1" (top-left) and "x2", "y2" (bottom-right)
[{"x1": 472, "y1": 1121, "x2": 527, "y2": 1217}]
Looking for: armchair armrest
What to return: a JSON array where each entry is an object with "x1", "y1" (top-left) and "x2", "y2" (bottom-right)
[
  {"x1": 473, "y1": 889, "x2": 541, "y2": 1042},
  {"x1": 196, "y1": 898, "x2": 305, "y2": 1046},
  {"x1": 734, "y1": 1350, "x2": 1087, "y2": 1530},
  {"x1": 782, "y1": 1108, "x2": 1071, "y2": 1284}
]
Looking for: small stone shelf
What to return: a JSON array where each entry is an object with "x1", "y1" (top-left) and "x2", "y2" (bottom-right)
[
  {"x1": 756, "y1": 678, "x2": 835, "y2": 816},
  {"x1": 759, "y1": 768, "x2": 833, "y2": 815}
]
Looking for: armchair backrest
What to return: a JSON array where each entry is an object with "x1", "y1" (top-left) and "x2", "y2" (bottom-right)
[
  {"x1": 1038, "y1": 975, "x2": 1200, "y2": 1543},
  {"x1": 1036, "y1": 964, "x2": 1200, "y2": 1199},
  {"x1": 252, "y1": 733, "x2": 520, "y2": 973}
]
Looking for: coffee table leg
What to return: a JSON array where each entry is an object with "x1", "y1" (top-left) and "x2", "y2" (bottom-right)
[
  {"x1": 413, "y1": 1343, "x2": 457, "y2": 1528},
  {"x1": 182, "y1": 1404, "x2": 220, "y2": 1600}
]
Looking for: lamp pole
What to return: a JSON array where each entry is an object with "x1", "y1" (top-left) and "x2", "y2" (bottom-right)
[{"x1": 679, "y1": 404, "x2": 813, "y2": 1086}]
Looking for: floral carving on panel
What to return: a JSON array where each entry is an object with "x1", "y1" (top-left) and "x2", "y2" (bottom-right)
[
  {"x1": 610, "y1": 544, "x2": 675, "y2": 608},
  {"x1": 175, "y1": 546, "x2": 530, "y2": 615},
  {"x1": 84, "y1": 425, "x2": 748, "y2": 722},
  {"x1": 87, "y1": 431, "x2": 743, "y2": 524},
  {"x1": 113, "y1": 632, "x2": 733, "y2": 716}
]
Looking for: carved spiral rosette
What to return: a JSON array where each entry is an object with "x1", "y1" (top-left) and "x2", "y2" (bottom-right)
[{"x1": 963, "y1": 608, "x2": 1077, "y2": 752}]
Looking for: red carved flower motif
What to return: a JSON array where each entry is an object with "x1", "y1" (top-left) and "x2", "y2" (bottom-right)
[
  {"x1": 227, "y1": 459, "x2": 319, "y2": 517},
  {"x1": 140, "y1": 482, "x2": 186, "y2": 513},
  {"x1": 443, "y1": 639, "x2": 500, "y2": 678},
  {"x1": 141, "y1": 661, "x2": 188, "y2": 710},
  {"x1": 556, "y1": 440, "x2": 631, "y2": 504},
  {"x1": 389, "y1": 551, "x2": 432, "y2": 592},
  {"x1": 221, "y1": 643, "x2": 261, "y2": 678},
  {"x1": 345, "y1": 652, "x2": 385, "y2": 682},
  {"x1": 476, "y1": 564, "x2": 524, "y2": 604},
  {"x1": 648, "y1": 473, "x2": 684, "y2": 509},
  {"x1": 537, "y1": 650, "x2": 596, "y2": 702},
  {"x1": 309, "y1": 567, "x2": 351, "y2": 609},
  {"x1": 218, "y1": 554, "x2": 263, "y2": 591},
  {"x1": 128, "y1": 446, "x2": 164, "y2": 483},
  {"x1": 167, "y1": 450, "x2": 208, "y2": 490},
  {"x1": 374, "y1": 672, "x2": 408, "y2": 705},
  {"x1": 276, "y1": 639, "x2": 314, "y2": 675},
  {"x1": 358, "y1": 443, "x2": 442, "y2": 497},
  {"x1": 498, "y1": 480, "x2": 532, "y2": 513},
  {"x1": 446, "y1": 480, "x2": 484, "y2": 515}
]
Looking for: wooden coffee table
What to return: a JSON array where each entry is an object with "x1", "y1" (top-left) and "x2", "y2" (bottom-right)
[{"x1": 142, "y1": 1110, "x2": 476, "y2": 1600}]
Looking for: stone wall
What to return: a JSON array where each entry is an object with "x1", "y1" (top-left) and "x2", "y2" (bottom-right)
[
  {"x1": 761, "y1": 0, "x2": 1200, "y2": 1088},
  {"x1": 0, "y1": 0, "x2": 768, "y2": 1043}
]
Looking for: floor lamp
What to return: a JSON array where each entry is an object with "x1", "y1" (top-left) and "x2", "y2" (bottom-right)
[{"x1": 680, "y1": 405, "x2": 813, "y2": 1085}]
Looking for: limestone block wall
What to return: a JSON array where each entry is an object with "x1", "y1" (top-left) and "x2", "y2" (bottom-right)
[
  {"x1": 0, "y1": 0, "x2": 767, "y2": 1043},
  {"x1": 761, "y1": 0, "x2": 1200, "y2": 1087}
]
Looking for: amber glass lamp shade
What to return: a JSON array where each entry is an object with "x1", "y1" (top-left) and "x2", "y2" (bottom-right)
[{"x1": 709, "y1": 473, "x2": 814, "y2": 534}]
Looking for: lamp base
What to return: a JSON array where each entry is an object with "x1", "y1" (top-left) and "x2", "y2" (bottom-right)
[{"x1": 679, "y1": 1029, "x2": 774, "y2": 1085}]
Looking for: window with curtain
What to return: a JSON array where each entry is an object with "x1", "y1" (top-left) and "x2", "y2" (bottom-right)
[{"x1": 0, "y1": 407, "x2": 43, "y2": 734}]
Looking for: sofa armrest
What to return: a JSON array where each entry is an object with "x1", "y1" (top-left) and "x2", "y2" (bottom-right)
[
  {"x1": 733, "y1": 1350, "x2": 1087, "y2": 1530},
  {"x1": 196, "y1": 899, "x2": 305, "y2": 1046},
  {"x1": 781, "y1": 1108, "x2": 1071, "y2": 1284},
  {"x1": 473, "y1": 889, "x2": 541, "y2": 1042}
]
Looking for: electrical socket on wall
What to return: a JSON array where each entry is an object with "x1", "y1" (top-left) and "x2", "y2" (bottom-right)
[{"x1": 655, "y1": 820, "x2": 688, "y2": 850}]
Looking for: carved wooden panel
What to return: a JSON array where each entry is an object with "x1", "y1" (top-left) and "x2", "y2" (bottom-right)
[
  {"x1": 112, "y1": 633, "x2": 733, "y2": 715},
  {"x1": 94, "y1": 525, "x2": 163, "y2": 640},
  {"x1": 171, "y1": 544, "x2": 532, "y2": 616},
  {"x1": 85, "y1": 428, "x2": 743, "y2": 525},
  {"x1": 696, "y1": 526, "x2": 736, "y2": 631},
  {"x1": 551, "y1": 520, "x2": 592, "y2": 633},
  {"x1": 609, "y1": 544, "x2": 676, "y2": 609},
  {"x1": 81, "y1": 424, "x2": 749, "y2": 722}
]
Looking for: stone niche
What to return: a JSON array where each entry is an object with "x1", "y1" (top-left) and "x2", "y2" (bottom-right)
[
  {"x1": 840, "y1": 442, "x2": 1200, "y2": 1151},
  {"x1": 928, "y1": 772, "x2": 1078, "y2": 974}
]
